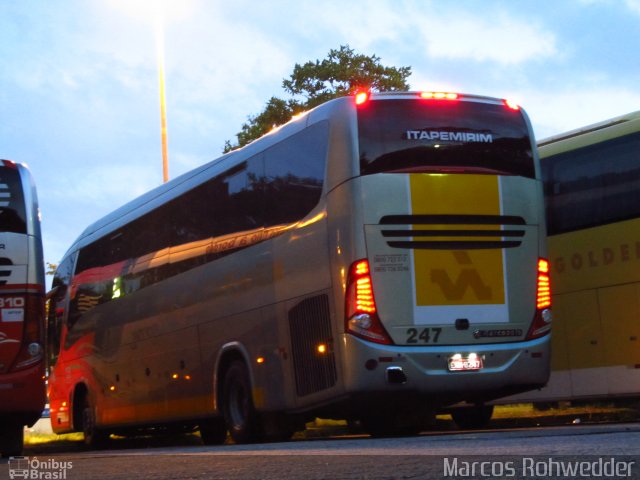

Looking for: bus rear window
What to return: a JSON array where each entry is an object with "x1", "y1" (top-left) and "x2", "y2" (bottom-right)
[
  {"x1": 0, "y1": 166, "x2": 27, "y2": 234},
  {"x1": 358, "y1": 99, "x2": 534, "y2": 178}
]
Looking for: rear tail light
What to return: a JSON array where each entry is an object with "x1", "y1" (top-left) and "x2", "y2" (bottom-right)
[
  {"x1": 11, "y1": 293, "x2": 45, "y2": 371},
  {"x1": 526, "y1": 258, "x2": 552, "y2": 340},
  {"x1": 345, "y1": 259, "x2": 393, "y2": 345},
  {"x1": 536, "y1": 258, "x2": 551, "y2": 309}
]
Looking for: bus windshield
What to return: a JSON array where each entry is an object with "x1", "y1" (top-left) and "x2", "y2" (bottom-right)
[
  {"x1": 358, "y1": 99, "x2": 534, "y2": 178},
  {"x1": 0, "y1": 166, "x2": 27, "y2": 234}
]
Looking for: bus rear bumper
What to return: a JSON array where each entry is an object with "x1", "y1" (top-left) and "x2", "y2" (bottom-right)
[{"x1": 341, "y1": 334, "x2": 551, "y2": 404}]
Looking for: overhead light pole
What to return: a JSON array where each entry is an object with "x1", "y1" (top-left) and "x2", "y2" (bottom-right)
[
  {"x1": 155, "y1": 7, "x2": 169, "y2": 183},
  {"x1": 108, "y1": 0, "x2": 193, "y2": 183}
]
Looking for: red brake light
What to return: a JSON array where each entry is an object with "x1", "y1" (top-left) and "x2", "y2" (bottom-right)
[
  {"x1": 355, "y1": 92, "x2": 369, "y2": 105},
  {"x1": 420, "y1": 91, "x2": 458, "y2": 100},
  {"x1": 526, "y1": 258, "x2": 552, "y2": 340},
  {"x1": 345, "y1": 259, "x2": 392, "y2": 345},
  {"x1": 347, "y1": 260, "x2": 377, "y2": 316},
  {"x1": 536, "y1": 259, "x2": 551, "y2": 309},
  {"x1": 504, "y1": 99, "x2": 520, "y2": 111}
]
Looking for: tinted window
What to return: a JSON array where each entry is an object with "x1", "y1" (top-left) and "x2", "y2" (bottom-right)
[
  {"x1": 358, "y1": 99, "x2": 534, "y2": 178},
  {"x1": 543, "y1": 131, "x2": 640, "y2": 235},
  {"x1": 264, "y1": 121, "x2": 328, "y2": 226},
  {"x1": 0, "y1": 166, "x2": 26, "y2": 234},
  {"x1": 70, "y1": 122, "x2": 329, "y2": 321},
  {"x1": 47, "y1": 254, "x2": 75, "y2": 361}
]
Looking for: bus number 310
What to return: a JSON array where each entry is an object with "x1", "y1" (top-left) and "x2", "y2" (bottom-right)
[{"x1": 0, "y1": 297, "x2": 25, "y2": 309}]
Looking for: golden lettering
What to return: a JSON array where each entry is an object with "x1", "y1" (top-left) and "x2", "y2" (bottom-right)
[
  {"x1": 621, "y1": 244, "x2": 630, "y2": 261},
  {"x1": 603, "y1": 248, "x2": 614, "y2": 265},
  {"x1": 571, "y1": 253, "x2": 583, "y2": 270}
]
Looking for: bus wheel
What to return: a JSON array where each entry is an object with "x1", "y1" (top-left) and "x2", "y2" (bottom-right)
[
  {"x1": 81, "y1": 394, "x2": 109, "y2": 448},
  {"x1": 0, "y1": 422, "x2": 23, "y2": 458},
  {"x1": 451, "y1": 404, "x2": 494, "y2": 430},
  {"x1": 199, "y1": 418, "x2": 228, "y2": 445},
  {"x1": 222, "y1": 361, "x2": 260, "y2": 444}
]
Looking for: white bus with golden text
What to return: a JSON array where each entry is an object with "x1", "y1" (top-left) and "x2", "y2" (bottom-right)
[{"x1": 47, "y1": 91, "x2": 551, "y2": 444}]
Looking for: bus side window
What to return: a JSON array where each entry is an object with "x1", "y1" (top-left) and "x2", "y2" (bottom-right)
[
  {"x1": 46, "y1": 254, "x2": 75, "y2": 365},
  {"x1": 263, "y1": 121, "x2": 328, "y2": 226}
]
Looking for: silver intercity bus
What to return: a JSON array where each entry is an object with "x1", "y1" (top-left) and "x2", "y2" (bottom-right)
[{"x1": 48, "y1": 91, "x2": 550, "y2": 445}]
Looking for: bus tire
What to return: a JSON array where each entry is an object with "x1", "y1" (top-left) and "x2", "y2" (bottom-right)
[
  {"x1": 80, "y1": 393, "x2": 109, "y2": 448},
  {"x1": 451, "y1": 404, "x2": 494, "y2": 430},
  {"x1": 222, "y1": 361, "x2": 260, "y2": 444},
  {"x1": 0, "y1": 422, "x2": 23, "y2": 458},
  {"x1": 199, "y1": 418, "x2": 228, "y2": 445}
]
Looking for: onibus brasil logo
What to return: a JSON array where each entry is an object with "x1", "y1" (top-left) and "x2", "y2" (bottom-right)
[{"x1": 8, "y1": 457, "x2": 73, "y2": 479}]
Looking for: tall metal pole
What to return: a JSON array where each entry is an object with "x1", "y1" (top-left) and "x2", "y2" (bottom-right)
[{"x1": 156, "y1": 11, "x2": 169, "y2": 183}]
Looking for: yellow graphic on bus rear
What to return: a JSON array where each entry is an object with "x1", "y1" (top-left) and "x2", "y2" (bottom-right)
[
  {"x1": 429, "y1": 251, "x2": 495, "y2": 302},
  {"x1": 410, "y1": 174, "x2": 506, "y2": 309}
]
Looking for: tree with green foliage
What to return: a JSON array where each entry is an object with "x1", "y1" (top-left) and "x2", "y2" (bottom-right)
[
  {"x1": 46, "y1": 262, "x2": 57, "y2": 276},
  {"x1": 224, "y1": 45, "x2": 411, "y2": 152}
]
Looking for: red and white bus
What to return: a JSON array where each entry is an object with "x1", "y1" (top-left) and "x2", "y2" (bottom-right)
[{"x1": 0, "y1": 160, "x2": 46, "y2": 457}]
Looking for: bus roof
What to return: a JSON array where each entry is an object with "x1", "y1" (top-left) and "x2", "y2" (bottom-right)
[
  {"x1": 538, "y1": 110, "x2": 640, "y2": 149},
  {"x1": 68, "y1": 92, "x2": 530, "y2": 257}
]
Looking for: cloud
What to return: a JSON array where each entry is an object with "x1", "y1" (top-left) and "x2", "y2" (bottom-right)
[
  {"x1": 418, "y1": 12, "x2": 558, "y2": 64},
  {"x1": 581, "y1": 0, "x2": 640, "y2": 15},
  {"x1": 625, "y1": 0, "x2": 640, "y2": 14},
  {"x1": 257, "y1": 2, "x2": 558, "y2": 67},
  {"x1": 524, "y1": 87, "x2": 640, "y2": 140},
  {"x1": 44, "y1": 163, "x2": 159, "y2": 214},
  {"x1": 39, "y1": 162, "x2": 161, "y2": 262}
]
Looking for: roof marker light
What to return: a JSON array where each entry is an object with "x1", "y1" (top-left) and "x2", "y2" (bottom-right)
[
  {"x1": 420, "y1": 91, "x2": 458, "y2": 100},
  {"x1": 1, "y1": 160, "x2": 18, "y2": 169},
  {"x1": 355, "y1": 91, "x2": 369, "y2": 105},
  {"x1": 505, "y1": 99, "x2": 520, "y2": 111}
]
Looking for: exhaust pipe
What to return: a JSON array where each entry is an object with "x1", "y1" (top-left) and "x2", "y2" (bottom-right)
[{"x1": 386, "y1": 366, "x2": 407, "y2": 385}]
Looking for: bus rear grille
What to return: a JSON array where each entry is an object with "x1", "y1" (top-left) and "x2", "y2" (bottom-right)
[
  {"x1": 288, "y1": 294, "x2": 337, "y2": 397},
  {"x1": 380, "y1": 214, "x2": 526, "y2": 250}
]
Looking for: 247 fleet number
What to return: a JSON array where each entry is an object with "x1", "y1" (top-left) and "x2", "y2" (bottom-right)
[{"x1": 406, "y1": 327, "x2": 442, "y2": 343}]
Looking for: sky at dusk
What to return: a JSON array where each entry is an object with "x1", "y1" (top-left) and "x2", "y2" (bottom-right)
[{"x1": 1, "y1": 0, "x2": 639, "y2": 273}]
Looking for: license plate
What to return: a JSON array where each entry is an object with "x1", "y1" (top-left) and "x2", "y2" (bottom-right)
[{"x1": 448, "y1": 355, "x2": 483, "y2": 372}]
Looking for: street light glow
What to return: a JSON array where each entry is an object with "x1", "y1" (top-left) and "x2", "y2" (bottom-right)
[
  {"x1": 106, "y1": 0, "x2": 193, "y2": 25},
  {"x1": 107, "y1": 0, "x2": 193, "y2": 183},
  {"x1": 156, "y1": 9, "x2": 169, "y2": 183}
]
